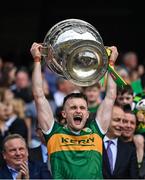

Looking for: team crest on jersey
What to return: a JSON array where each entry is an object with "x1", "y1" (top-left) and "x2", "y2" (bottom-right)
[{"x1": 82, "y1": 127, "x2": 92, "y2": 133}]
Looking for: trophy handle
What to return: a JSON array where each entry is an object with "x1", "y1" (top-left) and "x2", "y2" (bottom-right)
[
  {"x1": 40, "y1": 44, "x2": 53, "y2": 66},
  {"x1": 40, "y1": 43, "x2": 49, "y2": 57},
  {"x1": 106, "y1": 48, "x2": 128, "y2": 88}
]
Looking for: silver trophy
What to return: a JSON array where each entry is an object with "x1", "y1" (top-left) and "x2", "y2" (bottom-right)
[{"x1": 41, "y1": 18, "x2": 126, "y2": 87}]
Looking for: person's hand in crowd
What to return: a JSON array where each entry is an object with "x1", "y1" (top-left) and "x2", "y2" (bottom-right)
[{"x1": 16, "y1": 161, "x2": 29, "y2": 180}]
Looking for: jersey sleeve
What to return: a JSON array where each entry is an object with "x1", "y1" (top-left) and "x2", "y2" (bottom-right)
[
  {"x1": 43, "y1": 121, "x2": 63, "y2": 143},
  {"x1": 88, "y1": 119, "x2": 105, "y2": 138}
]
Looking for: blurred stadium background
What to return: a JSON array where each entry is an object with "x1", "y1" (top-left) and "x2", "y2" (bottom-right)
[{"x1": 0, "y1": 0, "x2": 144, "y2": 67}]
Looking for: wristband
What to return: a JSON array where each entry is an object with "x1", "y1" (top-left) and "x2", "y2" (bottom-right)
[{"x1": 34, "y1": 56, "x2": 41, "y2": 62}]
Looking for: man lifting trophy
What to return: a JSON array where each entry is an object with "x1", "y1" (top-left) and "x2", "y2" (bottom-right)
[{"x1": 30, "y1": 19, "x2": 127, "y2": 179}]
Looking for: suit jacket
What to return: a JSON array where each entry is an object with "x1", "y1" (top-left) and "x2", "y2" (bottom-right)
[
  {"x1": 103, "y1": 138, "x2": 139, "y2": 179},
  {"x1": 0, "y1": 117, "x2": 28, "y2": 150},
  {"x1": 1, "y1": 117, "x2": 28, "y2": 147},
  {"x1": 0, "y1": 160, "x2": 52, "y2": 179},
  {"x1": 8, "y1": 117, "x2": 28, "y2": 143},
  {"x1": 29, "y1": 146, "x2": 44, "y2": 162}
]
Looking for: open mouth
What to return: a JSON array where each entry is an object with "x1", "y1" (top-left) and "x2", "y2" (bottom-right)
[{"x1": 73, "y1": 115, "x2": 82, "y2": 125}]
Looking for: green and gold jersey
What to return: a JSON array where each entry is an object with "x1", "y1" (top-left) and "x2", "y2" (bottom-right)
[
  {"x1": 136, "y1": 121, "x2": 145, "y2": 134},
  {"x1": 44, "y1": 120, "x2": 104, "y2": 179}
]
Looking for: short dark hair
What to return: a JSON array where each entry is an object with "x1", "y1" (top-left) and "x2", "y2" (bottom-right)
[
  {"x1": 114, "y1": 102, "x2": 135, "y2": 117},
  {"x1": 15, "y1": 66, "x2": 30, "y2": 77},
  {"x1": 117, "y1": 85, "x2": 133, "y2": 96},
  {"x1": 2, "y1": 134, "x2": 27, "y2": 152},
  {"x1": 62, "y1": 92, "x2": 88, "y2": 108},
  {"x1": 82, "y1": 83, "x2": 101, "y2": 91},
  {"x1": 55, "y1": 106, "x2": 64, "y2": 122},
  {"x1": 122, "y1": 104, "x2": 135, "y2": 116}
]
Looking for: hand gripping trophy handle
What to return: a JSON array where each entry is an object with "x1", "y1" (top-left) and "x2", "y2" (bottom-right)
[{"x1": 106, "y1": 48, "x2": 127, "y2": 88}]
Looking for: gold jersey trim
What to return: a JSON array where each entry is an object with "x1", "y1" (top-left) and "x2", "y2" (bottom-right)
[{"x1": 47, "y1": 133, "x2": 102, "y2": 155}]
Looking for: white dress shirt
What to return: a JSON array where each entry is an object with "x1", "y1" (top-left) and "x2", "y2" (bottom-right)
[
  {"x1": 103, "y1": 136, "x2": 118, "y2": 171},
  {"x1": 41, "y1": 144, "x2": 48, "y2": 163},
  {"x1": 7, "y1": 166, "x2": 18, "y2": 180}
]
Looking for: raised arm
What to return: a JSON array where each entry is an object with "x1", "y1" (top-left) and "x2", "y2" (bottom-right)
[
  {"x1": 30, "y1": 42, "x2": 54, "y2": 132},
  {"x1": 96, "y1": 46, "x2": 118, "y2": 132}
]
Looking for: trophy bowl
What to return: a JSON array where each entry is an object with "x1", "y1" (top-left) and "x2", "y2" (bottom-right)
[{"x1": 41, "y1": 18, "x2": 109, "y2": 86}]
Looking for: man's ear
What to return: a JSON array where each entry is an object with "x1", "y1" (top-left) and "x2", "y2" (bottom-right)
[
  {"x1": 87, "y1": 110, "x2": 90, "y2": 119},
  {"x1": 2, "y1": 152, "x2": 6, "y2": 160},
  {"x1": 61, "y1": 110, "x2": 66, "y2": 119}
]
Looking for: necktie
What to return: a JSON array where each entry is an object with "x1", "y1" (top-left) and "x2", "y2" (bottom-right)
[
  {"x1": 106, "y1": 140, "x2": 113, "y2": 174},
  {"x1": 8, "y1": 168, "x2": 18, "y2": 180}
]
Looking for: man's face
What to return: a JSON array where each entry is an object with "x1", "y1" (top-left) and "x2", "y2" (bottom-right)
[
  {"x1": 16, "y1": 72, "x2": 29, "y2": 88},
  {"x1": 108, "y1": 106, "x2": 124, "y2": 138},
  {"x1": 117, "y1": 92, "x2": 133, "y2": 106},
  {"x1": 122, "y1": 113, "x2": 136, "y2": 140},
  {"x1": 62, "y1": 98, "x2": 89, "y2": 132},
  {"x1": 3, "y1": 138, "x2": 28, "y2": 170},
  {"x1": 0, "y1": 103, "x2": 8, "y2": 121},
  {"x1": 84, "y1": 87, "x2": 100, "y2": 104},
  {"x1": 4, "y1": 102, "x2": 14, "y2": 117}
]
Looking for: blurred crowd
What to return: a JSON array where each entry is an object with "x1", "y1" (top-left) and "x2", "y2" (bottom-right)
[{"x1": 0, "y1": 50, "x2": 145, "y2": 179}]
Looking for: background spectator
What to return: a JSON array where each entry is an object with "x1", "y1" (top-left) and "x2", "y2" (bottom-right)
[
  {"x1": 0, "y1": 134, "x2": 52, "y2": 179},
  {"x1": 103, "y1": 104, "x2": 139, "y2": 179}
]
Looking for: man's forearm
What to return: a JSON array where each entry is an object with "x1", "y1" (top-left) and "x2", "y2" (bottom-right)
[
  {"x1": 32, "y1": 62, "x2": 44, "y2": 98},
  {"x1": 106, "y1": 73, "x2": 117, "y2": 102},
  {"x1": 30, "y1": 42, "x2": 54, "y2": 131}
]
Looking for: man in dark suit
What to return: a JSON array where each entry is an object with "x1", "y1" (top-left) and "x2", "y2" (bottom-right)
[
  {"x1": 28, "y1": 126, "x2": 48, "y2": 163},
  {"x1": 0, "y1": 133, "x2": 52, "y2": 179},
  {"x1": 103, "y1": 104, "x2": 139, "y2": 179},
  {"x1": 121, "y1": 104, "x2": 145, "y2": 178}
]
